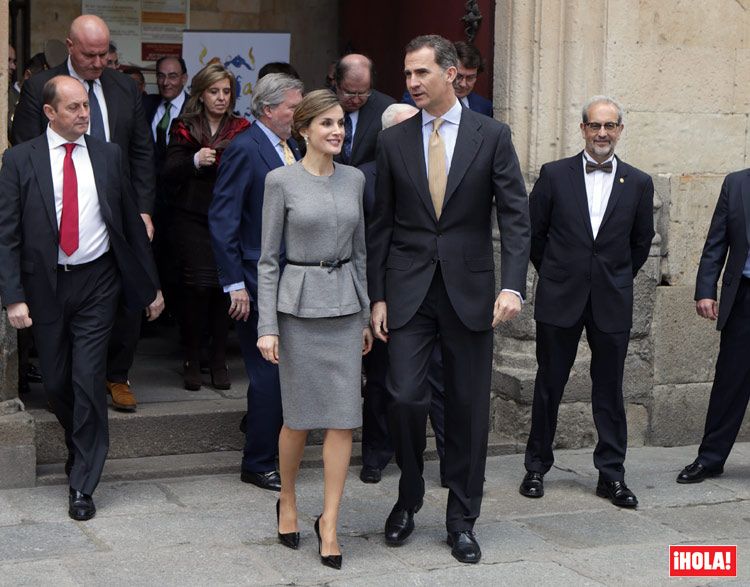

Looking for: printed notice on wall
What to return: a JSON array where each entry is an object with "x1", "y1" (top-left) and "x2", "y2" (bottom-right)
[{"x1": 82, "y1": 0, "x2": 189, "y2": 64}]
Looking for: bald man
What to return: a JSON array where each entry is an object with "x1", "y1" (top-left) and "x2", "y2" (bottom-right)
[
  {"x1": 333, "y1": 53, "x2": 395, "y2": 167},
  {"x1": 12, "y1": 15, "x2": 157, "y2": 412}
]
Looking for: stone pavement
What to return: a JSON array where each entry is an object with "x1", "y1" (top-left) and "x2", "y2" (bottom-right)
[{"x1": 2, "y1": 443, "x2": 750, "y2": 586}]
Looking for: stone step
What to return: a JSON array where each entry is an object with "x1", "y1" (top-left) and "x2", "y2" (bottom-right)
[{"x1": 35, "y1": 434, "x2": 520, "y2": 486}]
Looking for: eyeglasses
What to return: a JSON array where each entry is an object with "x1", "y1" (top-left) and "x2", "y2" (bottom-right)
[
  {"x1": 156, "y1": 72, "x2": 182, "y2": 81},
  {"x1": 338, "y1": 89, "x2": 372, "y2": 99},
  {"x1": 583, "y1": 122, "x2": 620, "y2": 132},
  {"x1": 455, "y1": 73, "x2": 477, "y2": 83}
]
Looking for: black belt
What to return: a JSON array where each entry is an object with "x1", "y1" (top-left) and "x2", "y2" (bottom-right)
[
  {"x1": 286, "y1": 258, "x2": 350, "y2": 272},
  {"x1": 57, "y1": 251, "x2": 111, "y2": 272}
]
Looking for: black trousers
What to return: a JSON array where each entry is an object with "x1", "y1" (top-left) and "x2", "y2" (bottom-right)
[
  {"x1": 386, "y1": 267, "x2": 493, "y2": 532},
  {"x1": 32, "y1": 255, "x2": 120, "y2": 495},
  {"x1": 106, "y1": 298, "x2": 142, "y2": 383},
  {"x1": 361, "y1": 338, "x2": 445, "y2": 474},
  {"x1": 524, "y1": 298, "x2": 630, "y2": 481},
  {"x1": 698, "y1": 277, "x2": 750, "y2": 469}
]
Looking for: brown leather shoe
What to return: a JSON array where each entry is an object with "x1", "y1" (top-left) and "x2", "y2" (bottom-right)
[
  {"x1": 107, "y1": 381, "x2": 137, "y2": 412},
  {"x1": 183, "y1": 361, "x2": 202, "y2": 391},
  {"x1": 210, "y1": 365, "x2": 231, "y2": 390}
]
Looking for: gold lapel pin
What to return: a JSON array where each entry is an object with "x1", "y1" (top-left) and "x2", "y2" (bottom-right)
[{"x1": 619, "y1": 178, "x2": 624, "y2": 183}]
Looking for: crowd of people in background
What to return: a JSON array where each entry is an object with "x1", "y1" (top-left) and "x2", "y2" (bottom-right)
[{"x1": 2, "y1": 10, "x2": 748, "y2": 573}]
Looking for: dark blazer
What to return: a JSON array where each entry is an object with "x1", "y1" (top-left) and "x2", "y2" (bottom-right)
[
  {"x1": 368, "y1": 106, "x2": 530, "y2": 332},
  {"x1": 402, "y1": 90, "x2": 493, "y2": 117},
  {"x1": 11, "y1": 62, "x2": 156, "y2": 215},
  {"x1": 0, "y1": 133, "x2": 159, "y2": 323},
  {"x1": 336, "y1": 89, "x2": 395, "y2": 167},
  {"x1": 358, "y1": 160, "x2": 377, "y2": 218},
  {"x1": 530, "y1": 152, "x2": 654, "y2": 333},
  {"x1": 695, "y1": 170, "x2": 750, "y2": 330},
  {"x1": 208, "y1": 122, "x2": 300, "y2": 301}
]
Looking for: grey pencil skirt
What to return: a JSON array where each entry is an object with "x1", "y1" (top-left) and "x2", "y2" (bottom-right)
[{"x1": 277, "y1": 311, "x2": 364, "y2": 430}]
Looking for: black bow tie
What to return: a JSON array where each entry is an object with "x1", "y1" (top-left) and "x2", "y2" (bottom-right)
[{"x1": 586, "y1": 160, "x2": 613, "y2": 174}]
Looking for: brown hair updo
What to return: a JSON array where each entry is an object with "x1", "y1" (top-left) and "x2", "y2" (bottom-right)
[{"x1": 291, "y1": 89, "x2": 341, "y2": 142}]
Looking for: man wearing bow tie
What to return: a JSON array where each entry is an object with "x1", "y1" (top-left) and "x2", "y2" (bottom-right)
[{"x1": 518, "y1": 96, "x2": 654, "y2": 508}]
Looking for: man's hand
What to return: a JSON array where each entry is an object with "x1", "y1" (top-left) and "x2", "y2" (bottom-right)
[
  {"x1": 140, "y1": 213, "x2": 154, "y2": 241},
  {"x1": 696, "y1": 298, "x2": 719, "y2": 321},
  {"x1": 370, "y1": 301, "x2": 388, "y2": 342},
  {"x1": 362, "y1": 326, "x2": 374, "y2": 355},
  {"x1": 145, "y1": 289, "x2": 165, "y2": 321},
  {"x1": 229, "y1": 289, "x2": 251, "y2": 321},
  {"x1": 492, "y1": 291, "x2": 522, "y2": 327},
  {"x1": 6, "y1": 302, "x2": 32, "y2": 329},
  {"x1": 257, "y1": 335, "x2": 279, "y2": 364}
]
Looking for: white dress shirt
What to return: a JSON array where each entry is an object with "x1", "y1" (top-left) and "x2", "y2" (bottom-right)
[
  {"x1": 582, "y1": 152, "x2": 617, "y2": 238},
  {"x1": 151, "y1": 90, "x2": 186, "y2": 144},
  {"x1": 47, "y1": 126, "x2": 110, "y2": 264},
  {"x1": 67, "y1": 56, "x2": 110, "y2": 142}
]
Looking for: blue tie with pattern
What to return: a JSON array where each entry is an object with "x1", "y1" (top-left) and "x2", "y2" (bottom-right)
[
  {"x1": 87, "y1": 80, "x2": 107, "y2": 141},
  {"x1": 342, "y1": 113, "x2": 353, "y2": 163}
]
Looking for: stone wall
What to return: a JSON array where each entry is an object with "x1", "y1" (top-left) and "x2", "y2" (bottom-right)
[
  {"x1": 492, "y1": 0, "x2": 749, "y2": 450},
  {"x1": 28, "y1": 0, "x2": 338, "y2": 90}
]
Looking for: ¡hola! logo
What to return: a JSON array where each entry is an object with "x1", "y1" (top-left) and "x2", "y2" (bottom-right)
[{"x1": 669, "y1": 545, "x2": 737, "y2": 577}]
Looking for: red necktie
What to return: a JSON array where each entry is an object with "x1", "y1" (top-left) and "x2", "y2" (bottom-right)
[{"x1": 59, "y1": 143, "x2": 79, "y2": 256}]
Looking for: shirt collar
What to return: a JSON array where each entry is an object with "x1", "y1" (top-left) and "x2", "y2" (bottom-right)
[
  {"x1": 46, "y1": 125, "x2": 87, "y2": 150},
  {"x1": 66, "y1": 56, "x2": 100, "y2": 88},
  {"x1": 422, "y1": 98, "x2": 462, "y2": 128},
  {"x1": 166, "y1": 91, "x2": 186, "y2": 110},
  {"x1": 255, "y1": 119, "x2": 284, "y2": 146},
  {"x1": 582, "y1": 151, "x2": 615, "y2": 165}
]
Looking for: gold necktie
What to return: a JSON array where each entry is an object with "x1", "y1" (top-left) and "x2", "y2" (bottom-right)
[
  {"x1": 428, "y1": 118, "x2": 447, "y2": 219},
  {"x1": 280, "y1": 140, "x2": 295, "y2": 166}
]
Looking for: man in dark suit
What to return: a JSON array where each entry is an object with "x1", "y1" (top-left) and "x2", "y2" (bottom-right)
[
  {"x1": 334, "y1": 53, "x2": 395, "y2": 167},
  {"x1": 209, "y1": 74, "x2": 304, "y2": 492},
  {"x1": 518, "y1": 96, "x2": 654, "y2": 509},
  {"x1": 0, "y1": 76, "x2": 163, "y2": 520},
  {"x1": 359, "y1": 103, "x2": 446, "y2": 487},
  {"x1": 11, "y1": 15, "x2": 157, "y2": 413},
  {"x1": 143, "y1": 56, "x2": 189, "y2": 315},
  {"x1": 368, "y1": 35, "x2": 530, "y2": 563},
  {"x1": 676, "y1": 171, "x2": 750, "y2": 483},
  {"x1": 402, "y1": 41, "x2": 492, "y2": 117}
]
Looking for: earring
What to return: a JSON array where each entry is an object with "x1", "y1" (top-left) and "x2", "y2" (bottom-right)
[{"x1": 302, "y1": 135, "x2": 309, "y2": 143}]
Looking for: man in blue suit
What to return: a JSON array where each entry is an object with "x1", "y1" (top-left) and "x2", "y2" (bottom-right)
[
  {"x1": 209, "y1": 74, "x2": 304, "y2": 491},
  {"x1": 402, "y1": 41, "x2": 492, "y2": 117}
]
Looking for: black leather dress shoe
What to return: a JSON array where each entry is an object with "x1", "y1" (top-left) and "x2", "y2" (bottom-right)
[
  {"x1": 384, "y1": 502, "x2": 421, "y2": 546},
  {"x1": 596, "y1": 477, "x2": 638, "y2": 508},
  {"x1": 240, "y1": 469, "x2": 281, "y2": 491},
  {"x1": 26, "y1": 364, "x2": 43, "y2": 383},
  {"x1": 676, "y1": 460, "x2": 723, "y2": 484},
  {"x1": 447, "y1": 530, "x2": 481, "y2": 564},
  {"x1": 519, "y1": 471, "x2": 544, "y2": 498},
  {"x1": 359, "y1": 466, "x2": 382, "y2": 484},
  {"x1": 68, "y1": 488, "x2": 96, "y2": 521}
]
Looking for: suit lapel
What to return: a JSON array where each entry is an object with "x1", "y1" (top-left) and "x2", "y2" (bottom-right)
[
  {"x1": 85, "y1": 136, "x2": 113, "y2": 223},
  {"x1": 396, "y1": 114, "x2": 434, "y2": 220},
  {"x1": 741, "y1": 171, "x2": 750, "y2": 247},
  {"x1": 99, "y1": 70, "x2": 117, "y2": 138},
  {"x1": 29, "y1": 135, "x2": 58, "y2": 236},
  {"x1": 568, "y1": 153, "x2": 595, "y2": 241},
  {"x1": 252, "y1": 124, "x2": 284, "y2": 171},
  {"x1": 443, "y1": 108, "x2": 482, "y2": 210},
  {"x1": 288, "y1": 137, "x2": 302, "y2": 161},
  {"x1": 597, "y1": 156, "x2": 628, "y2": 236}
]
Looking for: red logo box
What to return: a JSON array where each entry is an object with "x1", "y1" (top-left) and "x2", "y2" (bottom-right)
[{"x1": 670, "y1": 545, "x2": 737, "y2": 577}]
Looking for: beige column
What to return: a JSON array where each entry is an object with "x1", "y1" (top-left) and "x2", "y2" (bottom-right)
[{"x1": 0, "y1": 3, "x2": 36, "y2": 489}]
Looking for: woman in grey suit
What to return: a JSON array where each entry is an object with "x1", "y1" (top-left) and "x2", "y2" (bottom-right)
[{"x1": 257, "y1": 90, "x2": 373, "y2": 569}]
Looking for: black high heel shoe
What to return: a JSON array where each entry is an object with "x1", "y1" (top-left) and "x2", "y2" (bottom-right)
[
  {"x1": 276, "y1": 499, "x2": 300, "y2": 549},
  {"x1": 314, "y1": 514, "x2": 342, "y2": 570}
]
